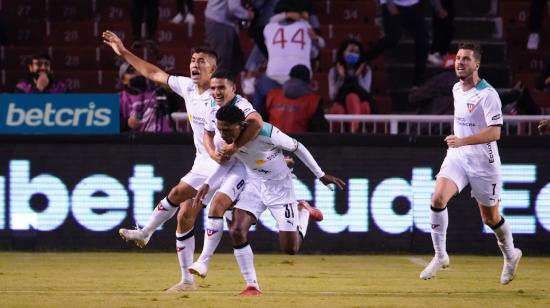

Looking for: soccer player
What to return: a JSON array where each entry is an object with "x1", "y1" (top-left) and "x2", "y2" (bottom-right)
[
  {"x1": 188, "y1": 70, "x2": 261, "y2": 275},
  {"x1": 101, "y1": 31, "x2": 261, "y2": 292},
  {"x1": 420, "y1": 42, "x2": 522, "y2": 285},
  {"x1": 192, "y1": 104, "x2": 345, "y2": 295}
]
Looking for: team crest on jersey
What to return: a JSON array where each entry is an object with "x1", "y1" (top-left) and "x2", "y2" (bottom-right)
[{"x1": 467, "y1": 102, "x2": 476, "y2": 112}]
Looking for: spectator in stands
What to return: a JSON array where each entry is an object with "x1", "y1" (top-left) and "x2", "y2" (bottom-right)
[
  {"x1": 327, "y1": 39, "x2": 374, "y2": 132},
  {"x1": 364, "y1": 0, "x2": 429, "y2": 85},
  {"x1": 526, "y1": 0, "x2": 547, "y2": 50},
  {"x1": 205, "y1": 0, "x2": 254, "y2": 79},
  {"x1": 408, "y1": 55, "x2": 456, "y2": 115},
  {"x1": 501, "y1": 81, "x2": 541, "y2": 115},
  {"x1": 170, "y1": 0, "x2": 195, "y2": 25},
  {"x1": 535, "y1": 61, "x2": 550, "y2": 91},
  {"x1": 131, "y1": 0, "x2": 159, "y2": 53},
  {"x1": 427, "y1": 0, "x2": 455, "y2": 66},
  {"x1": 15, "y1": 52, "x2": 68, "y2": 94},
  {"x1": 265, "y1": 64, "x2": 328, "y2": 133},
  {"x1": 253, "y1": 0, "x2": 319, "y2": 118},
  {"x1": 0, "y1": 15, "x2": 8, "y2": 46},
  {"x1": 119, "y1": 62, "x2": 175, "y2": 132}
]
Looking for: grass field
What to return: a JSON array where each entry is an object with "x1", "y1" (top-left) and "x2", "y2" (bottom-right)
[{"x1": 0, "y1": 252, "x2": 549, "y2": 307}]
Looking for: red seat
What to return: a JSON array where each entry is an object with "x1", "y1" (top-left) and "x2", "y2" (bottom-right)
[
  {"x1": 46, "y1": 22, "x2": 98, "y2": 46},
  {"x1": 320, "y1": 25, "x2": 380, "y2": 50},
  {"x1": 505, "y1": 26, "x2": 550, "y2": 52},
  {"x1": 9, "y1": 21, "x2": 48, "y2": 46},
  {"x1": 51, "y1": 47, "x2": 100, "y2": 70},
  {"x1": 499, "y1": 1, "x2": 530, "y2": 27},
  {"x1": 55, "y1": 70, "x2": 118, "y2": 92},
  {"x1": 48, "y1": 0, "x2": 94, "y2": 21},
  {"x1": 155, "y1": 23, "x2": 206, "y2": 47},
  {"x1": 0, "y1": 0, "x2": 47, "y2": 20},
  {"x1": 313, "y1": 0, "x2": 377, "y2": 25},
  {"x1": 0, "y1": 47, "x2": 44, "y2": 70},
  {"x1": 510, "y1": 50, "x2": 550, "y2": 73},
  {"x1": 1, "y1": 69, "x2": 28, "y2": 91},
  {"x1": 95, "y1": 0, "x2": 131, "y2": 22}
]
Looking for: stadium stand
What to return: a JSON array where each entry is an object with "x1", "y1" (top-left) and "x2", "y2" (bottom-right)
[{"x1": 1, "y1": 0, "x2": 548, "y2": 115}]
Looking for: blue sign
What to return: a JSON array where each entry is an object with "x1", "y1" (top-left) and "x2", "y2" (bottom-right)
[{"x1": 0, "y1": 94, "x2": 119, "y2": 134}]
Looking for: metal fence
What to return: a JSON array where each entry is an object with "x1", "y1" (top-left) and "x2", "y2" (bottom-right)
[{"x1": 172, "y1": 113, "x2": 550, "y2": 136}]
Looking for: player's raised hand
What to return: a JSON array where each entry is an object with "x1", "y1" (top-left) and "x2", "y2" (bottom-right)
[
  {"x1": 320, "y1": 174, "x2": 346, "y2": 191},
  {"x1": 193, "y1": 184, "x2": 210, "y2": 208},
  {"x1": 102, "y1": 30, "x2": 126, "y2": 56}
]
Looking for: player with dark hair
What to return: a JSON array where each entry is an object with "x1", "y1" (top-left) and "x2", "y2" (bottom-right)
[
  {"x1": 192, "y1": 103, "x2": 345, "y2": 295},
  {"x1": 102, "y1": 31, "x2": 251, "y2": 292},
  {"x1": 421, "y1": 42, "x2": 522, "y2": 285}
]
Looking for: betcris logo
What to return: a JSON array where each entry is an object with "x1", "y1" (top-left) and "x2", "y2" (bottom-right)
[{"x1": 0, "y1": 94, "x2": 119, "y2": 134}]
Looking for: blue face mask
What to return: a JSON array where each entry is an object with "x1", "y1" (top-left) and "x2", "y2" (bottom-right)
[{"x1": 345, "y1": 52, "x2": 360, "y2": 65}]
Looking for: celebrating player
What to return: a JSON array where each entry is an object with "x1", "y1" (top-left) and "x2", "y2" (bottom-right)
[
  {"x1": 102, "y1": 30, "x2": 261, "y2": 292},
  {"x1": 192, "y1": 104, "x2": 345, "y2": 295},
  {"x1": 420, "y1": 42, "x2": 522, "y2": 285}
]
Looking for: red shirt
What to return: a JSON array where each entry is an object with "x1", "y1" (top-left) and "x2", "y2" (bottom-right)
[{"x1": 266, "y1": 88, "x2": 320, "y2": 133}]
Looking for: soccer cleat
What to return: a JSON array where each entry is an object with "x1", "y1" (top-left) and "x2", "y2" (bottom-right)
[
  {"x1": 118, "y1": 226, "x2": 152, "y2": 248},
  {"x1": 164, "y1": 281, "x2": 197, "y2": 292},
  {"x1": 500, "y1": 248, "x2": 522, "y2": 285},
  {"x1": 239, "y1": 285, "x2": 262, "y2": 296},
  {"x1": 420, "y1": 255, "x2": 450, "y2": 280},
  {"x1": 188, "y1": 261, "x2": 208, "y2": 278},
  {"x1": 298, "y1": 201, "x2": 324, "y2": 222}
]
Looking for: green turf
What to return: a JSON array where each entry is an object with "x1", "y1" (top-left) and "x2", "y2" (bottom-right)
[{"x1": 0, "y1": 253, "x2": 548, "y2": 307}]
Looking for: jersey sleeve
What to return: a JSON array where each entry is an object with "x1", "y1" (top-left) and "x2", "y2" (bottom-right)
[
  {"x1": 482, "y1": 89, "x2": 503, "y2": 126},
  {"x1": 235, "y1": 97, "x2": 256, "y2": 118},
  {"x1": 271, "y1": 126, "x2": 325, "y2": 178},
  {"x1": 167, "y1": 76, "x2": 192, "y2": 101},
  {"x1": 204, "y1": 103, "x2": 217, "y2": 132}
]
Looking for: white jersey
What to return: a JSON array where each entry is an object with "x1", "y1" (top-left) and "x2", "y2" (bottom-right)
[
  {"x1": 204, "y1": 95, "x2": 256, "y2": 133},
  {"x1": 213, "y1": 123, "x2": 324, "y2": 181},
  {"x1": 448, "y1": 79, "x2": 503, "y2": 170},
  {"x1": 168, "y1": 76, "x2": 217, "y2": 171},
  {"x1": 264, "y1": 20, "x2": 312, "y2": 83}
]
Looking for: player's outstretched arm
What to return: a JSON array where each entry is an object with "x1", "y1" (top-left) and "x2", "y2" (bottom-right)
[
  {"x1": 102, "y1": 30, "x2": 169, "y2": 86},
  {"x1": 272, "y1": 127, "x2": 346, "y2": 190}
]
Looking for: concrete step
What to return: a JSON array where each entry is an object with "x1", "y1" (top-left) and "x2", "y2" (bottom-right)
[
  {"x1": 385, "y1": 64, "x2": 512, "y2": 89},
  {"x1": 386, "y1": 40, "x2": 508, "y2": 64}
]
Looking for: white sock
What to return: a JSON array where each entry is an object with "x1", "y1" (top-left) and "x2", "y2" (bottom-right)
[
  {"x1": 176, "y1": 229, "x2": 195, "y2": 284},
  {"x1": 430, "y1": 206, "x2": 448, "y2": 260},
  {"x1": 297, "y1": 205, "x2": 310, "y2": 238},
  {"x1": 197, "y1": 217, "x2": 224, "y2": 264},
  {"x1": 141, "y1": 197, "x2": 178, "y2": 235},
  {"x1": 234, "y1": 243, "x2": 259, "y2": 289},
  {"x1": 492, "y1": 217, "x2": 516, "y2": 261}
]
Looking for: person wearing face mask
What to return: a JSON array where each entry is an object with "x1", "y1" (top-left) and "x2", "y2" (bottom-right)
[
  {"x1": 15, "y1": 52, "x2": 68, "y2": 94},
  {"x1": 327, "y1": 39, "x2": 374, "y2": 132},
  {"x1": 118, "y1": 62, "x2": 174, "y2": 133}
]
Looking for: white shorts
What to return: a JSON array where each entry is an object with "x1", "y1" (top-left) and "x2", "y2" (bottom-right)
[
  {"x1": 437, "y1": 155, "x2": 500, "y2": 206},
  {"x1": 180, "y1": 157, "x2": 219, "y2": 205},
  {"x1": 211, "y1": 160, "x2": 247, "y2": 203},
  {"x1": 234, "y1": 174, "x2": 297, "y2": 232}
]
